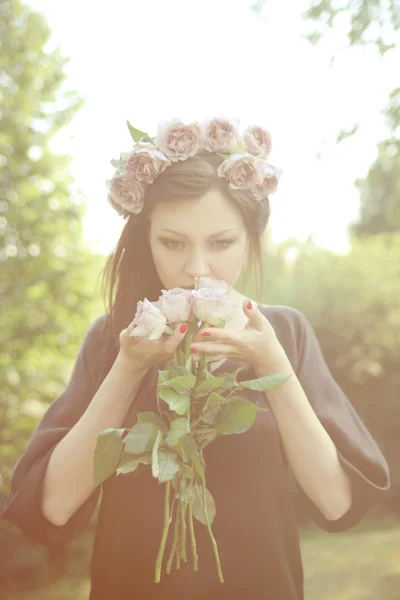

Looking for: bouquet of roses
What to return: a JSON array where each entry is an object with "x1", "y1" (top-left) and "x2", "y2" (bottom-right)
[{"x1": 93, "y1": 278, "x2": 289, "y2": 583}]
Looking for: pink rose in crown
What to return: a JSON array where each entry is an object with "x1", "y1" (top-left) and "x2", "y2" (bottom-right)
[
  {"x1": 106, "y1": 172, "x2": 145, "y2": 214},
  {"x1": 122, "y1": 142, "x2": 171, "y2": 184},
  {"x1": 252, "y1": 162, "x2": 282, "y2": 200},
  {"x1": 243, "y1": 125, "x2": 272, "y2": 157},
  {"x1": 155, "y1": 119, "x2": 202, "y2": 162},
  {"x1": 202, "y1": 117, "x2": 239, "y2": 153},
  {"x1": 217, "y1": 153, "x2": 258, "y2": 191}
]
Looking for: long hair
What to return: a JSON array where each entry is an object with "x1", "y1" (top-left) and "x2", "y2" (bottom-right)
[{"x1": 99, "y1": 152, "x2": 271, "y2": 375}]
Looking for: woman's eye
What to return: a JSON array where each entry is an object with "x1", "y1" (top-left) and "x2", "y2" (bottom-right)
[{"x1": 161, "y1": 239, "x2": 235, "y2": 250}]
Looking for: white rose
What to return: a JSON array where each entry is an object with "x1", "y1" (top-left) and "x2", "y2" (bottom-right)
[
  {"x1": 129, "y1": 298, "x2": 167, "y2": 340},
  {"x1": 192, "y1": 289, "x2": 237, "y2": 326},
  {"x1": 159, "y1": 288, "x2": 194, "y2": 323}
]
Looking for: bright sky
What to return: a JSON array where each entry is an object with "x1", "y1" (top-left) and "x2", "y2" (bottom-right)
[{"x1": 27, "y1": 0, "x2": 399, "y2": 255}]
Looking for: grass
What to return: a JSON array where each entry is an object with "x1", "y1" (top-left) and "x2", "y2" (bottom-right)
[
  {"x1": 4, "y1": 517, "x2": 400, "y2": 599},
  {"x1": 301, "y1": 517, "x2": 400, "y2": 599}
]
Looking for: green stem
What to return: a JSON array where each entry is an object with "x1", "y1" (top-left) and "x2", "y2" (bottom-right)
[
  {"x1": 202, "y1": 477, "x2": 224, "y2": 583},
  {"x1": 188, "y1": 502, "x2": 198, "y2": 571},
  {"x1": 155, "y1": 481, "x2": 172, "y2": 583},
  {"x1": 166, "y1": 499, "x2": 181, "y2": 575},
  {"x1": 180, "y1": 501, "x2": 188, "y2": 562}
]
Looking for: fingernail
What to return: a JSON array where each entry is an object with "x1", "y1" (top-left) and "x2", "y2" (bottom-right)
[
  {"x1": 180, "y1": 323, "x2": 188, "y2": 333},
  {"x1": 247, "y1": 300, "x2": 252, "y2": 310},
  {"x1": 190, "y1": 346, "x2": 197, "y2": 352},
  {"x1": 201, "y1": 331, "x2": 211, "y2": 336}
]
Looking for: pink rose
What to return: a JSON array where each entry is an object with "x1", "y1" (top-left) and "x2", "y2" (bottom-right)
[
  {"x1": 159, "y1": 288, "x2": 194, "y2": 323},
  {"x1": 192, "y1": 288, "x2": 237, "y2": 326},
  {"x1": 202, "y1": 117, "x2": 239, "y2": 153},
  {"x1": 129, "y1": 298, "x2": 167, "y2": 340},
  {"x1": 217, "y1": 153, "x2": 258, "y2": 191},
  {"x1": 106, "y1": 172, "x2": 145, "y2": 214},
  {"x1": 154, "y1": 119, "x2": 202, "y2": 162},
  {"x1": 243, "y1": 125, "x2": 272, "y2": 157},
  {"x1": 122, "y1": 142, "x2": 171, "y2": 184},
  {"x1": 252, "y1": 161, "x2": 282, "y2": 200}
]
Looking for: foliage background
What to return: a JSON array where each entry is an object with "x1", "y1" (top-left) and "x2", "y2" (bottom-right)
[{"x1": 1, "y1": 0, "x2": 399, "y2": 598}]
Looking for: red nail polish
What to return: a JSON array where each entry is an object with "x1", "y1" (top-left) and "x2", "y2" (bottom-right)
[
  {"x1": 201, "y1": 331, "x2": 211, "y2": 336},
  {"x1": 180, "y1": 323, "x2": 188, "y2": 333},
  {"x1": 247, "y1": 300, "x2": 252, "y2": 310},
  {"x1": 190, "y1": 346, "x2": 197, "y2": 352}
]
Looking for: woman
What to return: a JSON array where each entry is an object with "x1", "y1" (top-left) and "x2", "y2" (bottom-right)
[{"x1": 1, "y1": 118, "x2": 390, "y2": 599}]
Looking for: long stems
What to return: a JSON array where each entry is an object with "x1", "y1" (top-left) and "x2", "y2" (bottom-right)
[
  {"x1": 202, "y1": 478, "x2": 224, "y2": 583},
  {"x1": 188, "y1": 502, "x2": 198, "y2": 571},
  {"x1": 166, "y1": 500, "x2": 181, "y2": 575},
  {"x1": 155, "y1": 481, "x2": 172, "y2": 583},
  {"x1": 180, "y1": 501, "x2": 187, "y2": 562}
]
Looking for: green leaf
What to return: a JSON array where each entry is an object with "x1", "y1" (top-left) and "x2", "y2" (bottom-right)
[
  {"x1": 180, "y1": 434, "x2": 198, "y2": 461},
  {"x1": 137, "y1": 411, "x2": 168, "y2": 433},
  {"x1": 124, "y1": 422, "x2": 160, "y2": 454},
  {"x1": 226, "y1": 394, "x2": 268, "y2": 413},
  {"x1": 216, "y1": 367, "x2": 245, "y2": 389},
  {"x1": 157, "y1": 451, "x2": 180, "y2": 483},
  {"x1": 159, "y1": 373, "x2": 197, "y2": 393},
  {"x1": 158, "y1": 387, "x2": 190, "y2": 415},
  {"x1": 195, "y1": 428, "x2": 218, "y2": 450},
  {"x1": 166, "y1": 417, "x2": 189, "y2": 446},
  {"x1": 192, "y1": 484, "x2": 216, "y2": 526},
  {"x1": 237, "y1": 372, "x2": 291, "y2": 392},
  {"x1": 193, "y1": 456, "x2": 205, "y2": 479},
  {"x1": 195, "y1": 376, "x2": 226, "y2": 394},
  {"x1": 214, "y1": 398, "x2": 257, "y2": 434},
  {"x1": 116, "y1": 452, "x2": 152, "y2": 475},
  {"x1": 110, "y1": 159, "x2": 125, "y2": 169},
  {"x1": 126, "y1": 120, "x2": 151, "y2": 143},
  {"x1": 93, "y1": 428, "x2": 124, "y2": 486},
  {"x1": 164, "y1": 325, "x2": 174, "y2": 334},
  {"x1": 152, "y1": 430, "x2": 163, "y2": 478},
  {"x1": 201, "y1": 392, "x2": 226, "y2": 425}
]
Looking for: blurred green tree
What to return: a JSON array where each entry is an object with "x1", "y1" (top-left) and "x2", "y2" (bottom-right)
[
  {"x1": 350, "y1": 89, "x2": 400, "y2": 236},
  {"x1": 252, "y1": 1, "x2": 400, "y2": 236},
  {"x1": 0, "y1": 0, "x2": 103, "y2": 508}
]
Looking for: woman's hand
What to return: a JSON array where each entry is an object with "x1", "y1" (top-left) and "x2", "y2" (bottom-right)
[
  {"x1": 191, "y1": 299, "x2": 288, "y2": 374},
  {"x1": 118, "y1": 322, "x2": 189, "y2": 371}
]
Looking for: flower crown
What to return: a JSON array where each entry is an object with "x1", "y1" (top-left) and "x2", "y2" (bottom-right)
[{"x1": 106, "y1": 117, "x2": 283, "y2": 217}]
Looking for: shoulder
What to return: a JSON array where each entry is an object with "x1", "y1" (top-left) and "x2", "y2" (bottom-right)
[
  {"x1": 256, "y1": 304, "x2": 313, "y2": 368},
  {"x1": 257, "y1": 303, "x2": 308, "y2": 333}
]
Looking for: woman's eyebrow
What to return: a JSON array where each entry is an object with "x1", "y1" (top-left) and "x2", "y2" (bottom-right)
[{"x1": 158, "y1": 228, "x2": 239, "y2": 239}]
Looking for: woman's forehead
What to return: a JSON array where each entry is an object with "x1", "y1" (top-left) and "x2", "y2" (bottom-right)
[{"x1": 150, "y1": 188, "x2": 246, "y2": 231}]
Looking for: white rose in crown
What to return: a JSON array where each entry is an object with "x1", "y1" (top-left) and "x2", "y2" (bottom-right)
[
  {"x1": 243, "y1": 125, "x2": 272, "y2": 157},
  {"x1": 122, "y1": 142, "x2": 171, "y2": 184},
  {"x1": 202, "y1": 117, "x2": 240, "y2": 153},
  {"x1": 106, "y1": 172, "x2": 145, "y2": 215},
  {"x1": 155, "y1": 119, "x2": 202, "y2": 162}
]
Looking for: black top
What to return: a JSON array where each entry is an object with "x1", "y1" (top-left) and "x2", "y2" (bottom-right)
[{"x1": 1, "y1": 305, "x2": 391, "y2": 600}]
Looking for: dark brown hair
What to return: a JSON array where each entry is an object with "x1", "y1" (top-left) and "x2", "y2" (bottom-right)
[{"x1": 100, "y1": 152, "x2": 271, "y2": 364}]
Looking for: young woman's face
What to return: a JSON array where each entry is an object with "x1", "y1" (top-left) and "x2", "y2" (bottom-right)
[{"x1": 149, "y1": 188, "x2": 249, "y2": 290}]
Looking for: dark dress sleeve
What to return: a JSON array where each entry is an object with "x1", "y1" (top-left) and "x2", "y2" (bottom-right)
[
  {"x1": 0, "y1": 315, "x2": 109, "y2": 546},
  {"x1": 292, "y1": 309, "x2": 391, "y2": 532}
]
